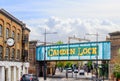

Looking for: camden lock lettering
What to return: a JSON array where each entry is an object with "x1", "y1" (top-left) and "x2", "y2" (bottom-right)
[{"x1": 47, "y1": 46, "x2": 97, "y2": 57}]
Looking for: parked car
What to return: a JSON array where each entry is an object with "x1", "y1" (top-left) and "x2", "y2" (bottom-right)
[
  {"x1": 74, "y1": 69, "x2": 79, "y2": 73},
  {"x1": 79, "y1": 69, "x2": 85, "y2": 75},
  {"x1": 67, "y1": 68, "x2": 73, "y2": 73},
  {"x1": 20, "y1": 74, "x2": 39, "y2": 81}
]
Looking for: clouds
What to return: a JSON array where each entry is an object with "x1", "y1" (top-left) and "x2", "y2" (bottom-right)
[
  {"x1": 26, "y1": 17, "x2": 120, "y2": 43},
  {"x1": 1, "y1": 0, "x2": 120, "y2": 43},
  {"x1": 1, "y1": 0, "x2": 120, "y2": 20}
]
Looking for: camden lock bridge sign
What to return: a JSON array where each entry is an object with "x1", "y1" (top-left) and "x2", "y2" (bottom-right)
[{"x1": 36, "y1": 41, "x2": 111, "y2": 61}]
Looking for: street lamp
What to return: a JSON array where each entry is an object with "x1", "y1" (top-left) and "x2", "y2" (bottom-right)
[
  {"x1": 43, "y1": 28, "x2": 57, "y2": 80},
  {"x1": 86, "y1": 33, "x2": 99, "y2": 80}
]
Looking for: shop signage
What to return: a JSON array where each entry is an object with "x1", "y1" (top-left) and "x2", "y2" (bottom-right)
[{"x1": 36, "y1": 41, "x2": 111, "y2": 61}]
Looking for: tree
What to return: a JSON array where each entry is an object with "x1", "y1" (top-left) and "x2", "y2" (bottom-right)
[
  {"x1": 86, "y1": 61, "x2": 93, "y2": 73},
  {"x1": 56, "y1": 61, "x2": 65, "y2": 68},
  {"x1": 55, "y1": 40, "x2": 64, "y2": 45},
  {"x1": 112, "y1": 54, "x2": 120, "y2": 80},
  {"x1": 65, "y1": 61, "x2": 73, "y2": 68}
]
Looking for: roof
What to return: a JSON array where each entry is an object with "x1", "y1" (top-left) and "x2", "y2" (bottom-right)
[
  {"x1": 29, "y1": 40, "x2": 38, "y2": 44},
  {"x1": 0, "y1": 8, "x2": 30, "y2": 32},
  {"x1": 109, "y1": 31, "x2": 120, "y2": 36}
]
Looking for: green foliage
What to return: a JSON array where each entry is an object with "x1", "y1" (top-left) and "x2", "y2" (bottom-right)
[
  {"x1": 114, "y1": 72, "x2": 120, "y2": 79},
  {"x1": 112, "y1": 54, "x2": 120, "y2": 79},
  {"x1": 56, "y1": 61, "x2": 64, "y2": 68},
  {"x1": 99, "y1": 63, "x2": 108, "y2": 78},
  {"x1": 87, "y1": 61, "x2": 93, "y2": 71},
  {"x1": 114, "y1": 64, "x2": 120, "y2": 72},
  {"x1": 56, "y1": 61, "x2": 74, "y2": 68},
  {"x1": 66, "y1": 61, "x2": 72, "y2": 68},
  {"x1": 113, "y1": 63, "x2": 120, "y2": 78},
  {"x1": 116, "y1": 72, "x2": 120, "y2": 79},
  {"x1": 56, "y1": 41, "x2": 63, "y2": 45},
  {"x1": 87, "y1": 61, "x2": 92, "y2": 67}
]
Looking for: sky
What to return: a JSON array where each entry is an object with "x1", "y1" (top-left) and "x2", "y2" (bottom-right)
[{"x1": 0, "y1": 0, "x2": 120, "y2": 43}]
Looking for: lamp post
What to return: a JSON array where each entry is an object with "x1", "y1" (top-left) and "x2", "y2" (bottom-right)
[
  {"x1": 86, "y1": 33, "x2": 99, "y2": 80},
  {"x1": 43, "y1": 28, "x2": 57, "y2": 80}
]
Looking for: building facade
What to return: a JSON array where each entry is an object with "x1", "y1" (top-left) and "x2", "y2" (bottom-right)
[
  {"x1": 107, "y1": 31, "x2": 120, "y2": 62},
  {"x1": 29, "y1": 41, "x2": 37, "y2": 74},
  {"x1": 107, "y1": 31, "x2": 120, "y2": 79},
  {"x1": 29, "y1": 41, "x2": 56, "y2": 77},
  {"x1": 0, "y1": 9, "x2": 30, "y2": 81}
]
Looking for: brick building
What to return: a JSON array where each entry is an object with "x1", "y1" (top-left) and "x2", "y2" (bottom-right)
[
  {"x1": 29, "y1": 41, "x2": 37, "y2": 74},
  {"x1": 108, "y1": 31, "x2": 120, "y2": 62},
  {"x1": 0, "y1": 9, "x2": 30, "y2": 81},
  {"x1": 107, "y1": 31, "x2": 120, "y2": 79},
  {"x1": 29, "y1": 41, "x2": 56, "y2": 77}
]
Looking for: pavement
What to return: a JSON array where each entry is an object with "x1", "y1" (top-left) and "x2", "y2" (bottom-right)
[
  {"x1": 39, "y1": 69, "x2": 110, "y2": 81},
  {"x1": 39, "y1": 77, "x2": 111, "y2": 81}
]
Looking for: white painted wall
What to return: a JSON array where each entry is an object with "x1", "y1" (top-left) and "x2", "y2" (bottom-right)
[
  {"x1": 0, "y1": 67, "x2": 5, "y2": 81},
  {"x1": 0, "y1": 61, "x2": 29, "y2": 81}
]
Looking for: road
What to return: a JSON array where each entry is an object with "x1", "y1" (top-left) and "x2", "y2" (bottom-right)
[{"x1": 39, "y1": 69, "x2": 109, "y2": 81}]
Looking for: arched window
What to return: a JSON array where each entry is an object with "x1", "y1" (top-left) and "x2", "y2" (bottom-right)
[
  {"x1": 11, "y1": 48, "x2": 15, "y2": 60},
  {"x1": 17, "y1": 49, "x2": 20, "y2": 60},
  {"x1": 6, "y1": 28, "x2": 9, "y2": 39},
  {"x1": 17, "y1": 33, "x2": 20, "y2": 42},
  {"x1": 5, "y1": 47, "x2": 9, "y2": 60},
  {"x1": 24, "y1": 34, "x2": 28, "y2": 43},
  {"x1": 12, "y1": 31, "x2": 15, "y2": 39},
  {"x1": 0, "y1": 25, "x2": 2, "y2": 36},
  {"x1": 0, "y1": 46, "x2": 3, "y2": 60}
]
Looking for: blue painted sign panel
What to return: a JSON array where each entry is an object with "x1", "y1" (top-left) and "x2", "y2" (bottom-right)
[{"x1": 36, "y1": 41, "x2": 111, "y2": 61}]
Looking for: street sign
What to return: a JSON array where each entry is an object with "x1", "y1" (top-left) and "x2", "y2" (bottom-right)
[{"x1": 36, "y1": 41, "x2": 111, "y2": 61}]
